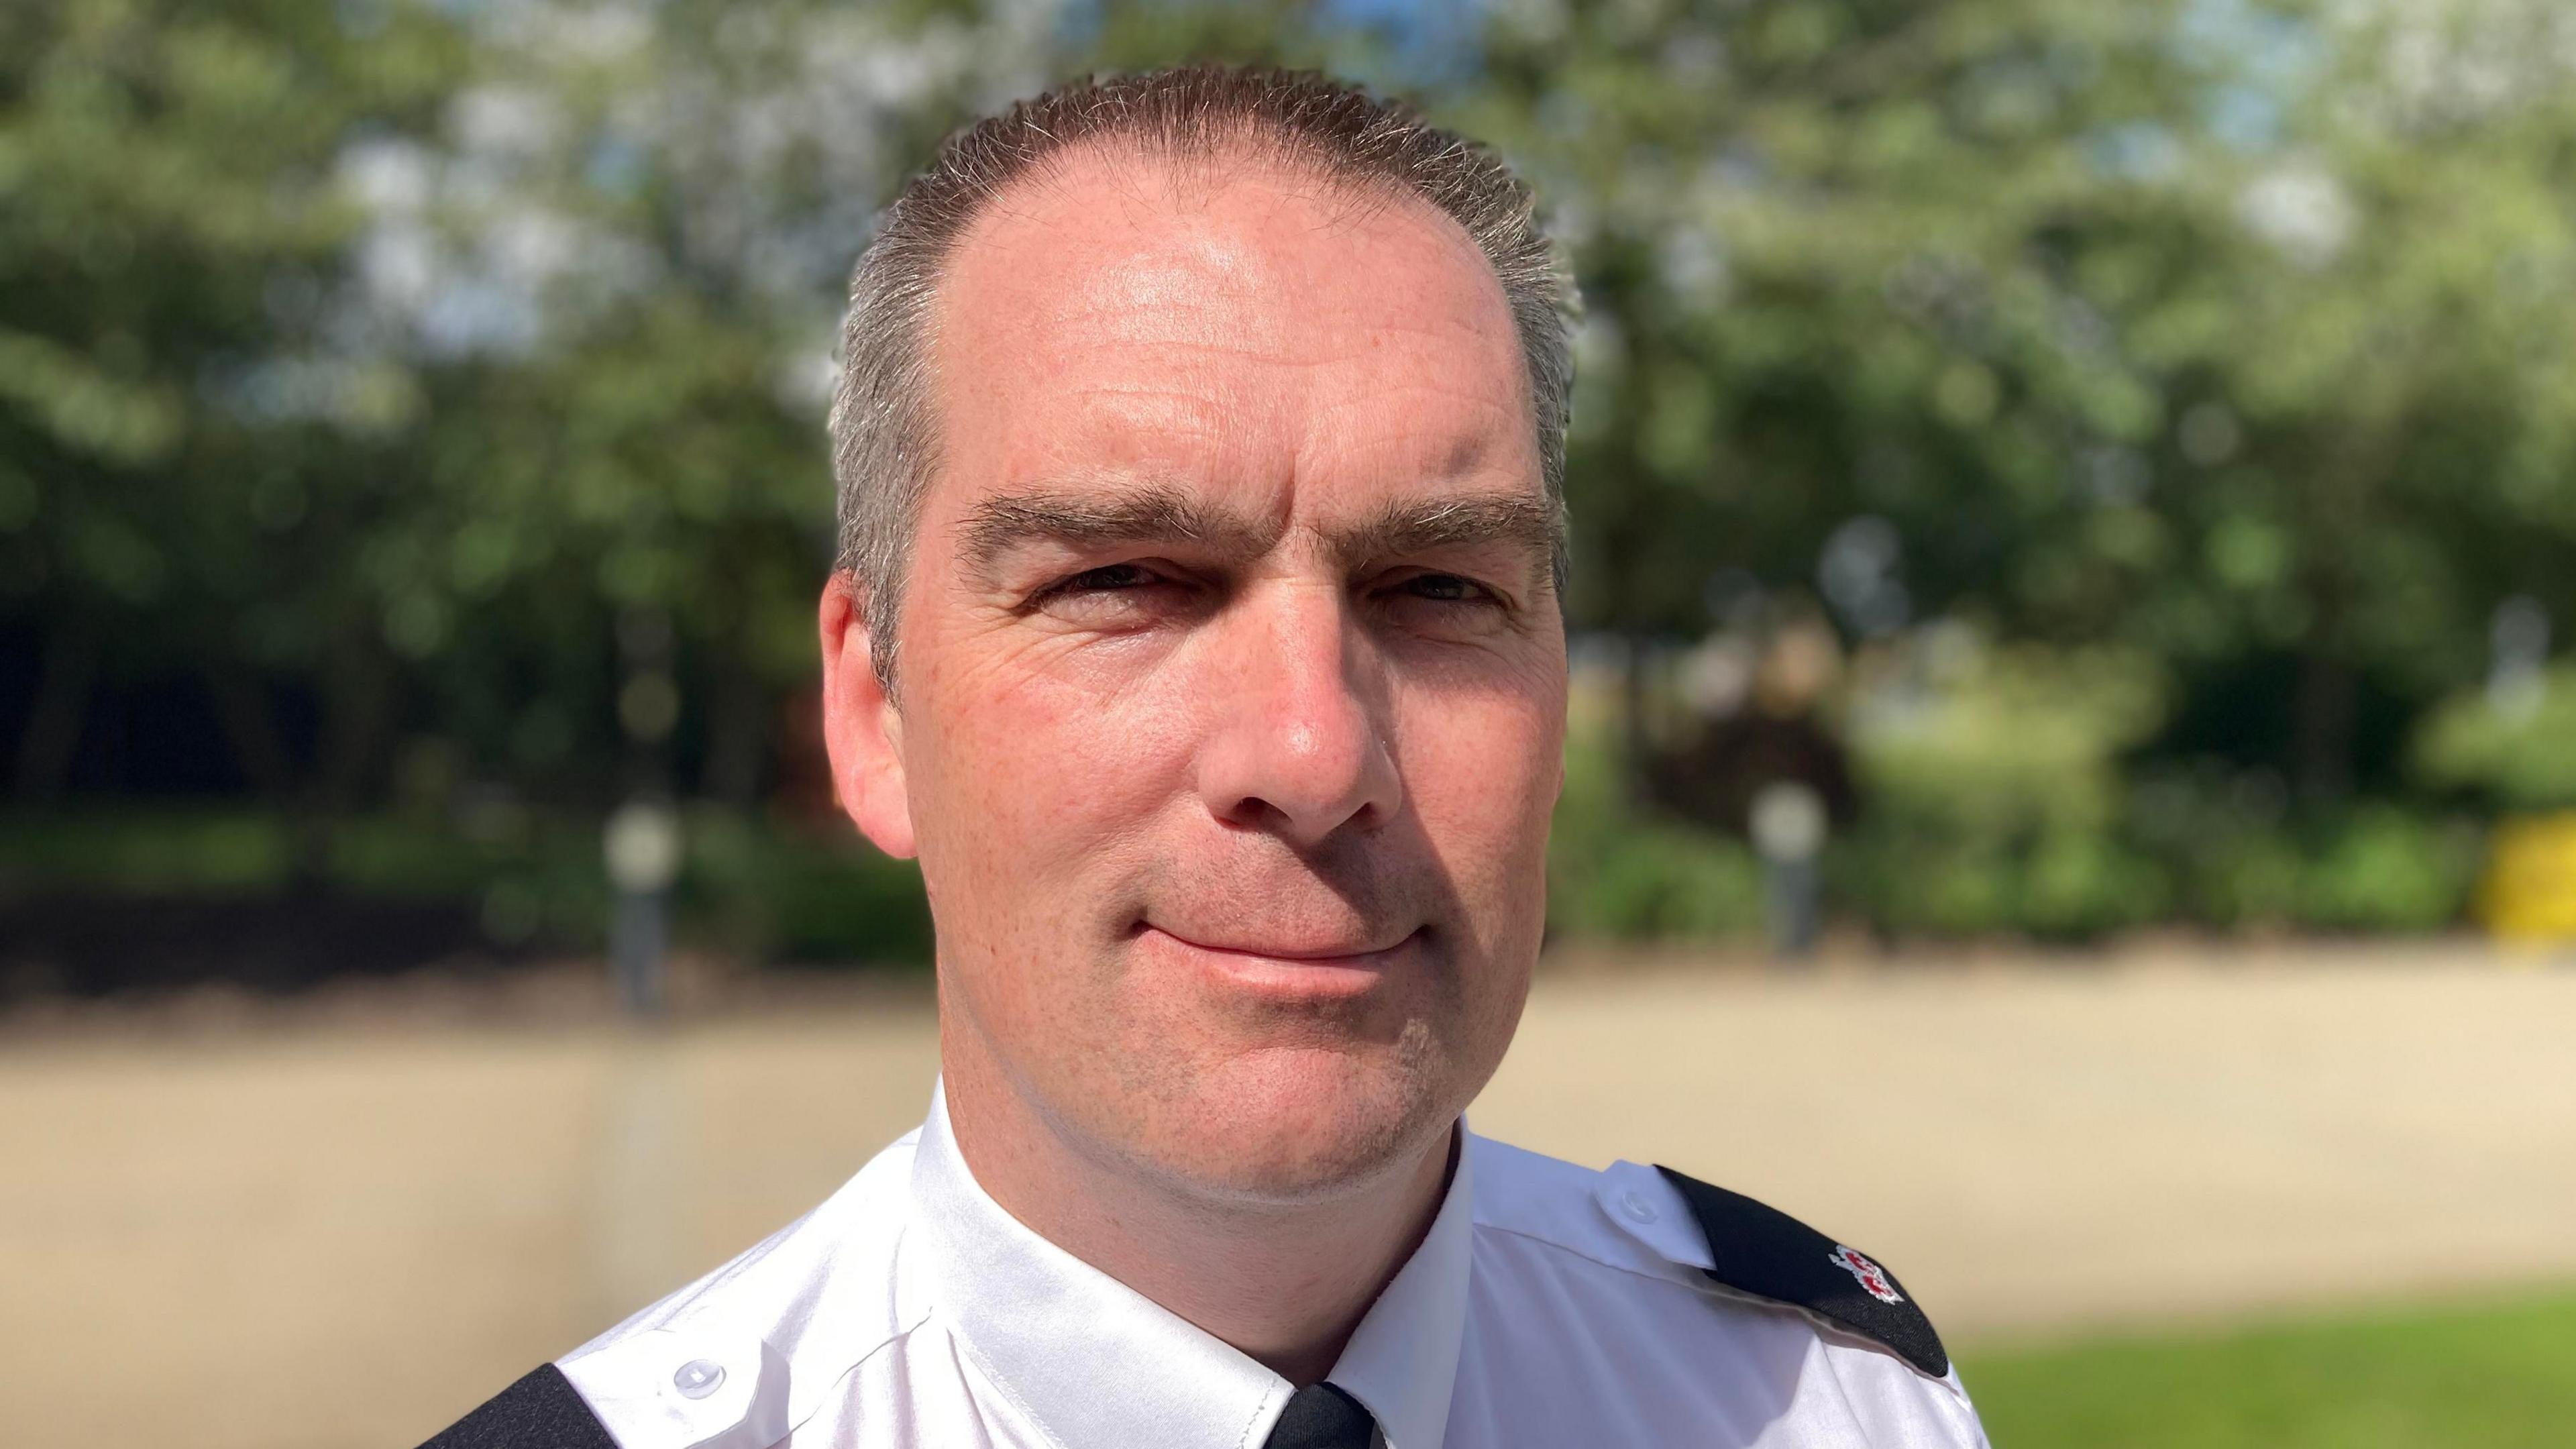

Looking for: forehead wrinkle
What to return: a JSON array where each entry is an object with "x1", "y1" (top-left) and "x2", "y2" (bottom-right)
[{"x1": 957, "y1": 482, "x2": 1284, "y2": 584}]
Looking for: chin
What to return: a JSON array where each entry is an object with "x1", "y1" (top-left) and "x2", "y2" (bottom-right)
[{"x1": 1134, "y1": 1032, "x2": 1458, "y2": 1205}]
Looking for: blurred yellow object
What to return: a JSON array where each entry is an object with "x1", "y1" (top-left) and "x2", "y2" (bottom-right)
[{"x1": 2478, "y1": 814, "x2": 2576, "y2": 943}]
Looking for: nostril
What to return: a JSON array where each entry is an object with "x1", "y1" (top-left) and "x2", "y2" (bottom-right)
[
  {"x1": 1195, "y1": 647, "x2": 1403, "y2": 844},
  {"x1": 1221, "y1": 794, "x2": 1285, "y2": 833}
]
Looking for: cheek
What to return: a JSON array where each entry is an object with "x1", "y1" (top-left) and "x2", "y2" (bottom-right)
[
  {"x1": 1401, "y1": 684, "x2": 1565, "y2": 892},
  {"x1": 904, "y1": 645, "x2": 1200, "y2": 913}
]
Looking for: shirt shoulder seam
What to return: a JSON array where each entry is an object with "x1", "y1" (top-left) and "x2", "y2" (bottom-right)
[
  {"x1": 914, "y1": 1303, "x2": 1082, "y2": 1449},
  {"x1": 1473, "y1": 1218, "x2": 1972, "y2": 1395},
  {"x1": 1472, "y1": 1217, "x2": 1709, "y2": 1293},
  {"x1": 776, "y1": 1311, "x2": 936, "y2": 1446}
]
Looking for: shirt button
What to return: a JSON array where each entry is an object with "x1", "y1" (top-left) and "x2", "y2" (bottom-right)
[
  {"x1": 1619, "y1": 1189, "x2": 1658, "y2": 1224},
  {"x1": 673, "y1": 1358, "x2": 727, "y2": 1399}
]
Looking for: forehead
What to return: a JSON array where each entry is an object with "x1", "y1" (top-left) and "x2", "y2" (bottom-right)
[{"x1": 926, "y1": 142, "x2": 1536, "y2": 509}]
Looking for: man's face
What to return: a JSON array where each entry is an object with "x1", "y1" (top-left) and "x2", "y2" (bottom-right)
[{"x1": 833, "y1": 148, "x2": 1566, "y2": 1202}]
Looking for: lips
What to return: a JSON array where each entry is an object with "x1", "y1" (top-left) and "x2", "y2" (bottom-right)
[
  {"x1": 1140, "y1": 923, "x2": 1419, "y2": 1000},
  {"x1": 1148, "y1": 926, "x2": 1415, "y2": 961}
]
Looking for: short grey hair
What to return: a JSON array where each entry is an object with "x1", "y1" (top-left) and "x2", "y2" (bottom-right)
[{"x1": 828, "y1": 64, "x2": 1575, "y2": 690}]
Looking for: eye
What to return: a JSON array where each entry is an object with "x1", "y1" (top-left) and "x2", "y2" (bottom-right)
[
  {"x1": 1024, "y1": 559, "x2": 1207, "y2": 629},
  {"x1": 1055, "y1": 562, "x2": 1159, "y2": 594},
  {"x1": 1401, "y1": 573, "x2": 1487, "y2": 603},
  {"x1": 1374, "y1": 570, "x2": 1512, "y2": 638}
]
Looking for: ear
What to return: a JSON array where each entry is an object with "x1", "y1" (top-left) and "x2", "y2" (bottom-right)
[{"x1": 818, "y1": 573, "x2": 916, "y2": 859}]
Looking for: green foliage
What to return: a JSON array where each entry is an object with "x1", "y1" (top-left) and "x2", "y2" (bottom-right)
[
  {"x1": 0, "y1": 806, "x2": 931, "y2": 965},
  {"x1": 683, "y1": 810, "x2": 932, "y2": 965},
  {"x1": 1552, "y1": 822, "x2": 1769, "y2": 943},
  {"x1": 2412, "y1": 667, "x2": 2576, "y2": 811},
  {"x1": 1849, "y1": 640, "x2": 2168, "y2": 839},
  {"x1": 0, "y1": 810, "x2": 294, "y2": 896},
  {"x1": 1550, "y1": 631, "x2": 2483, "y2": 943},
  {"x1": 1824, "y1": 777, "x2": 2479, "y2": 942},
  {"x1": 1550, "y1": 702, "x2": 1768, "y2": 941},
  {"x1": 1965, "y1": 1289, "x2": 2576, "y2": 1449},
  {"x1": 2143, "y1": 788, "x2": 2311, "y2": 930},
  {"x1": 1454, "y1": 0, "x2": 2576, "y2": 803},
  {"x1": 4, "y1": 0, "x2": 2569, "y2": 962},
  {"x1": 1833, "y1": 639, "x2": 2174, "y2": 939},
  {"x1": 1827, "y1": 828, "x2": 2175, "y2": 942},
  {"x1": 2296, "y1": 806, "x2": 2481, "y2": 934},
  {"x1": 327, "y1": 808, "x2": 612, "y2": 945}
]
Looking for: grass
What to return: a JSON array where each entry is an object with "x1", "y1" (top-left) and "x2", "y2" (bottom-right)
[{"x1": 1961, "y1": 1289, "x2": 2576, "y2": 1448}]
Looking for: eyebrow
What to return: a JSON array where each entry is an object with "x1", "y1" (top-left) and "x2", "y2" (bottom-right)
[
  {"x1": 1326, "y1": 493, "x2": 1562, "y2": 582},
  {"x1": 957, "y1": 481, "x2": 1563, "y2": 594},
  {"x1": 957, "y1": 484, "x2": 1281, "y2": 584}
]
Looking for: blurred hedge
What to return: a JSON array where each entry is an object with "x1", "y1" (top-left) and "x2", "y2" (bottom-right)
[
  {"x1": 1558, "y1": 632, "x2": 2493, "y2": 945},
  {"x1": 0, "y1": 805, "x2": 930, "y2": 974}
]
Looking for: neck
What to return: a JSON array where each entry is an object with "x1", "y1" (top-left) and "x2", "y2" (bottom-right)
[{"x1": 940, "y1": 1032, "x2": 1455, "y2": 1387}]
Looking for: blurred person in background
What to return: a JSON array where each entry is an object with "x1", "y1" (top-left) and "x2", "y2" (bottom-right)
[{"x1": 425, "y1": 65, "x2": 1985, "y2": 1449}]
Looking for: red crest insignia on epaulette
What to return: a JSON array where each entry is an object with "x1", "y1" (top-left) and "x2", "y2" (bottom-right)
[{"x1": 1828, "y1": 1244, "x2": 1904, "y2": 1305}]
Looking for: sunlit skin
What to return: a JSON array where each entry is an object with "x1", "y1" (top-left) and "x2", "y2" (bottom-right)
[{"x1": 818, "y1": 144, "x2": 1567, "y2": 1383}]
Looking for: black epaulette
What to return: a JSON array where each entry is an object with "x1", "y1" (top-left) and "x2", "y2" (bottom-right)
[
  {"x1": 417, "y1": 1364, "x2": 617, "y2": 1449},
  {"x1": 1655, "y1": 1165, "x2": 1950, "y2": 1379}
]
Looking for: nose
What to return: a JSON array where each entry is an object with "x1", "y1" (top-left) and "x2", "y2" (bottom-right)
[{"x1": 1195, "y1": 581, "x2": 1402, "y2": 847}]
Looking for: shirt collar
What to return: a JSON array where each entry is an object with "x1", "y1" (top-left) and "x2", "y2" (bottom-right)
[
  {"x1": 1318, "y1": 1124, "x2": 1474, "y2": 1449},
  {"x1": 910, "y1": 1081, "x2": 1472, "y2": 1449}
]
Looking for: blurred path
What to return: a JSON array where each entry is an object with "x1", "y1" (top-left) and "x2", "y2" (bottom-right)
[
  {"x1": 1485, "y1": 945, "x2": 2576, "y2": 1340},
  {"x1": 5, "y1": 943, "x2": 2573, "y2": 1448}
]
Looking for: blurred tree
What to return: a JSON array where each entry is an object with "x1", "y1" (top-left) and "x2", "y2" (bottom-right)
[
  {"x1": 1450, "y1": 0, "x2": 2576, "y2": 809},
  {"x1": 5, "y1": 0, "x2": 2571, "y2": 949},
  {"x1": 0, "y1": 0, "x2": 1067, "y2": 826},
  {"x1": 327, "y1": 0, "x2": 1071, "y2": 810},
  {"x1": 0, "y1": 0, "x2": 467, "y2": 861}
]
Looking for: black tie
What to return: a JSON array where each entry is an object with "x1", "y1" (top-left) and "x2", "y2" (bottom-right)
[{"x1": 1263, "y1": 1382, "x2": 1380, "y2": 1449}]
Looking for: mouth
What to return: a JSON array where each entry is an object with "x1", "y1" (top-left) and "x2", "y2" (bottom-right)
[{"x1": 1140, "y1": 923, "x2": 1422, "y2": 1000}]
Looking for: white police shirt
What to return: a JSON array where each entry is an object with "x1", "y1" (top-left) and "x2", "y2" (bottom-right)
[{"x1": 441, "y1": 1083, "x2": 1989, "y2": 1448}]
